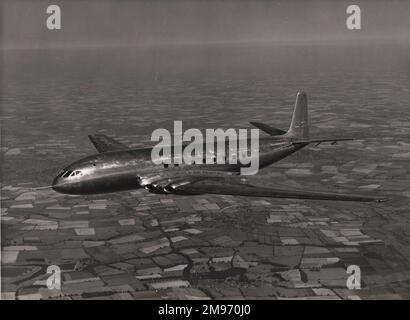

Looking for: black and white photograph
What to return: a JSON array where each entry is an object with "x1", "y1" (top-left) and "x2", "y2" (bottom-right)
[{"x1": 1, "y1": 0, "x2": 410, "y2": 305}]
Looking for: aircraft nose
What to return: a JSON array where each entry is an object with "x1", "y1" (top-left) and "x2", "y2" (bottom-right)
[{"x1": 52, "y1": 176, "x2": 67, "y2": 194}]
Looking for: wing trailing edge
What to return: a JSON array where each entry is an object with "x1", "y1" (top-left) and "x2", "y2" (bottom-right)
[
  {"x1": 147, "y1": 176, "x2": 387, "y2": 203},
  {"x1": 292, "y1": 138, "x2": 355, "y2": 146},
  {"x1": 88, "y1": 134, "x2": 130, "y2": 153}
]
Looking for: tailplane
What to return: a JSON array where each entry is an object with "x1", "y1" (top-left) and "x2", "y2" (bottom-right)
[
  {"x1": 249, "y1": 122, "x2": 286, "y2": 136},
  {"x1": 250, "y1": 91, "x2": 309, "y2": 139},
  {"x1": 250, "y1": 91, "x2": 355, "y2": 146},
  {"x1": 284, "y1": 91, "x2": 309, "y2": 139}
]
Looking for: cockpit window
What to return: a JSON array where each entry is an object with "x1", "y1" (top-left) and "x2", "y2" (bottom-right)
[
  {"x1": 62, "y1": 171, "x2": 73, "y2": 178},
  {"x1": 57, "y1": 170, "x2": 66, "y2": 178},
  {"x1": 59, "y1": 170, "x2": 81, "y2": 179},
  {"x1": 70, "y1": 170, "x2": 81, "y2": 177}
]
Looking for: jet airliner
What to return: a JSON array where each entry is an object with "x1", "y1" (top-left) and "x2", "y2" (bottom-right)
[{"x1": 52, "y1": 91, "x2": 385, "y2": 203}]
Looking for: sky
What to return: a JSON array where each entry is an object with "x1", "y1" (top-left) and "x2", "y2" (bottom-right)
[{"x1": 2, "y1": 0, "x2": 410, "y2": 49}]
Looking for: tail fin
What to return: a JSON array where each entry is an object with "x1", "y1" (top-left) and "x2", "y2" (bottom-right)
[{"x1": 285, "y1": 91, "x2": 309, "y2": 139}]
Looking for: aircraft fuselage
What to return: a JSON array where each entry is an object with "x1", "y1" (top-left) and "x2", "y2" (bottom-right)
[{"x1": 52, "y1": 136, "x2": 307, "y2": 195}]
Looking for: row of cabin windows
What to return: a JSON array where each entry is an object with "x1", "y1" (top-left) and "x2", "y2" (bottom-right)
[{"x1": 162, "y1": 157, "x2": 221, "y2": 168}]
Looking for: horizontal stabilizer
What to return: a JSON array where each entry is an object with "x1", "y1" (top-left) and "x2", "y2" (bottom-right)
[{"x1": 250, "y1": 122, "x2": 286, "y2": 136}]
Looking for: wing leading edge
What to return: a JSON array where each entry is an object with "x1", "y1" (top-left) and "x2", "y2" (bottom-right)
[
  {"x1": 164, "y1": 177, "x2": 386, "y2": 203},
  {"x1": 88, "y1": 134, "x2": 130, "y2": 153}
]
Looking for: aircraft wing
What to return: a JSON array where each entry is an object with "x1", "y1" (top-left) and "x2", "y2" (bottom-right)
[
  {"x1": 149, "y1": 176, "x2": 386, "y2": 202},
  {"x1": 88, "y1": 134, "x2": 130, "y2": 153},
  {"x1": 292, "y1": 138, "x2": 355, "y2": 146}
]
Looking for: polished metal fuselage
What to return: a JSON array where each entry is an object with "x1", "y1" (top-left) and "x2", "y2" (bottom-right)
[{"x1": 52, "y1": 136, "x2": 307, "y2": 195}]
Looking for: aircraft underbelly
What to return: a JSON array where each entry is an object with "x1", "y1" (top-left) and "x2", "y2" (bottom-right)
[
  {"x1": 74, "y1": 169, "x2": 138, "y2": 194},
  {"x1": 259, "y1": 144, "x2": 306, "y2": 168}
]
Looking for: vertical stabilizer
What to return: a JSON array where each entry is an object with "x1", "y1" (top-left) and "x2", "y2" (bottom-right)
[{"x1": 285, "y1": 91, "x2": 309, "y2": 139}]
